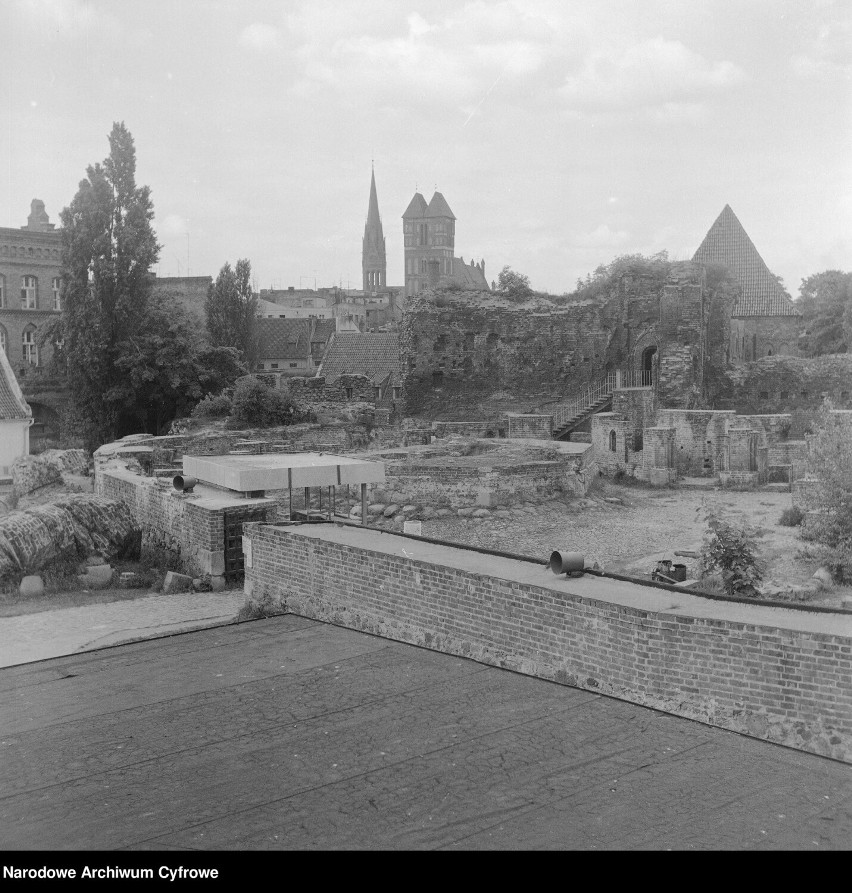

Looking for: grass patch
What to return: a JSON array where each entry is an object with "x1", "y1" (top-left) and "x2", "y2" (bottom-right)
[{"x1": 236, "y1": 590, "x2": 287, "y2": 622}]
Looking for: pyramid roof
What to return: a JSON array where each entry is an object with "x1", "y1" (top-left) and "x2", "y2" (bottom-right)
[
  {"x1": 402, "y1": 192, "x2": 428, "y2": 219},
  {"x1": 693, "y1": 205, "x2": 800, "y2": 317},
  {"x1": 425, "y1": 191, "x2": 456, "y2": 220}
]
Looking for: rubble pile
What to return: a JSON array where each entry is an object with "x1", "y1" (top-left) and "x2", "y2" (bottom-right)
[{"x1": 0, "y1": 494, "x2": 139, "y2": 581}]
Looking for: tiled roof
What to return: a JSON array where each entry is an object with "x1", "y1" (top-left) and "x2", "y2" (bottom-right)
[
  {"x1": 693, "y1": 205, "x2": 800, "y2": 317},
  {"x1": 426, "y1": 191, "x2": 456, "y2": 220},
  {"x1": 312, "y1": 319, "x2": 336, "y2": 343},
  {"x1": 318, "y1": 332, "x2": 400, "y2": 385},
  {"x1": 0, "y1": 347, "x2": 31, "y2": 421},
  {"x1": 255, "y1": 318, "x2": 312, "y2": 359},
  {"x1": 402, "y1": 192, "x2": 428, "y2": 219}
]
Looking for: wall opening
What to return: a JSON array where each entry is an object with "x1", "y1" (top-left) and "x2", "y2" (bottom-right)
[{"x1": 641, "y1": 346, "x2": 657, "y2": 386}]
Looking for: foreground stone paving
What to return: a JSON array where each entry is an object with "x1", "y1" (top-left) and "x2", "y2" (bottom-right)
[
  {"x1": 1, "y1": 617, "x2": 849, "y2": 850},
  {"x1": 0, "y1": 591, "x2": 246, "y2": 668}
]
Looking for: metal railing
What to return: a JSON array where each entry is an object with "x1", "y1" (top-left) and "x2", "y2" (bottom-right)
[
  {"x1": 615, "y1": 368, "x2": 655, "y2": 389},
  {"x1": 553, "y1": 372, "x2": 617, "y2": 430}
]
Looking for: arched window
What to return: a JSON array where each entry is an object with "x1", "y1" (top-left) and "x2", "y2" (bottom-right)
[
  {"x1": 52, "y1": 277, "x2": 61, "y2": 310},
  {"x1": 0, "y1": 325, "x2": 7, "y2": 356},
  {"x1": 21, "y1": 275, "x2": 37, "y2": 309},
  {"x1": 22, "y1": 326, "x2": 38, "y2": 365},
  {"x1": 0, "y1": 274, "x2": 5, "y2": 308},
  {"x1": 609, "y1": 430, "x2": 617, "y2": 452}
]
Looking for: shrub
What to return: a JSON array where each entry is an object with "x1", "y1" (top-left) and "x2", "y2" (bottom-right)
[
  {"x1": 700, "y1": 507, "x2": 764, "y2": 597},
  {"x1": 226, "y1": 377, "x2": 299, "y2": 429},
  {"x1": 191, "y1": 391, "x2": 233, "y2": 420},
  {"x1": 779, "y1": 505, "x2": 804, "y2": 527}
]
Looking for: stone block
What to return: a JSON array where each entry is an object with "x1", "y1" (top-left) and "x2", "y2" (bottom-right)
[
  {"x1": 209, "y1": 575, "x2": 226, "y2": 592},
  {"x1": 163, "y1": 570, "x2": 194, "y2": 594},
  {"x1": 383, "y1": 504, "x2": 399, "y2": 517},
  {"x1": 81, "y1": 564, "x2": 114, "y2": 588}
]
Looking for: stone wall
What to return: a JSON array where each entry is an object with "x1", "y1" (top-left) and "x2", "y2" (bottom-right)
[
  {"x1": 503, "y1": 414, "x2": 553, "y2": 439},
  {"x1": 654, "y1": 409, "x2": 736, "y2": 476},
  {"x1": 244, "y1": 524, "x2": 852, "y2": 763},
  {"x1": 431, "y1": 421, "x2": 503, "y2": 439}
]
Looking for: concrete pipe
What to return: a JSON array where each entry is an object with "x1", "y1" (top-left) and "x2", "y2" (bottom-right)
[
  {"x1": 173, "y1": 475, "x2": 197, "y2": 493},
  {"x1": 549, "y1": 550, "x2": 584, "y2": 575}
]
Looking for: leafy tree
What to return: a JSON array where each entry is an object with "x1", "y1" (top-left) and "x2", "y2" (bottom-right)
[
  {"x1": 497, "y1": 266, "x2": 533, "y2": 298},
  {"x1": 798, "y1": 270, "x2": 852, "y2": 356},
  {"x1": 799, "y1": 400, "x2": 852, "y2": 581},
  {"x1": 111, "y1": 298, "x2": 246, "y2": 435},
  {"x1": 206, "y1": 258, "x2": 258, "y2": 367},
  {"x1": 59, "y1": 122, "x2": 160, "y2": 446}
]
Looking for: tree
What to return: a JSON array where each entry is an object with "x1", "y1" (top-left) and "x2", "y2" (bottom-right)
[
  {"x1": 798, "y1": 270, "x2": 852, "y2": 356},
  {"x1": 206, "y1": 258, "x2": 258, "y2": 367},
  {"x1": 59, "y1": 122, "x2": 160, "y2": 446},
  {"x1": 111, "y1": 298, "x2": 246, "y2": 435},
  {"x1": 497, "y1": 265, "x2": 533, "y2": 299}
]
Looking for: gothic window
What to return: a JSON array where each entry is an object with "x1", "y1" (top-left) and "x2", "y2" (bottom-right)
[
  {"x1": 21, "y1": 275, "x2": 37, "y2": 308},
  {"x1": 22, "y1": 326, "x2": 38, "y2": 365},
  {"x1": 52, "y1": 277, "x2": 61, "y2": 310},
  {"x1": 0, "y1": 274, "x2": 5, "y2": 308},
  {"x1": 609, "y1": 430, "x2": 617, "y2": 452},
  {"x1": 0, "y1": 325, "x2": 6, "y2": 355}
]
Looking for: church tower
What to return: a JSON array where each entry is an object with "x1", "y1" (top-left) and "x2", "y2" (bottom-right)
[
  {"x1": 362, "y1": 166, "x2": 386, "y2": 293},
  {"x1": 403, "y1": 190, "x2": 456, "y2": 296}
]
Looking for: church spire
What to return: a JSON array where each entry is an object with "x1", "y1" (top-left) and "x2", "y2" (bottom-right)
[{"x1": 362, "y1": 165, "x2": 386, "y2": 293}]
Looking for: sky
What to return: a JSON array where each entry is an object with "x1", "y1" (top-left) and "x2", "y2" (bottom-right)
[{"x1": 2, "y1": 0, "x2": 850, "y2": 296}]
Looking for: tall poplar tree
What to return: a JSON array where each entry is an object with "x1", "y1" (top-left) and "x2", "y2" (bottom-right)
[
  {"x1": 206, "y1": 258, "x2": 258, "y2": 368},
  {"x1": 60, "y1": 122, "x2": 160, "y2": 446}
]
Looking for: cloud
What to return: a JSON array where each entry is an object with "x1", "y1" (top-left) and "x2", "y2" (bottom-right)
[
  {"x1": 159, "y1": 214, "x2": 187, "y2": 237},
  {"x1": 13, "y1": 0, "x2": 120, "y2": 40},
  {"x1": 559, "y1": 36, "x2": 745, "y2": 115},
  {"x1": 576, "y1": 224, "x2": 630, "y2": 249},
  {"x1": 239, "y1": 22, "x2": 281, "y2": 52},
  {"x1": 287, "y1": 1, "x2": 559, "y2": 111},
  {"x1": 791, "y1": 15, "x2": 852, "y2": 79}
]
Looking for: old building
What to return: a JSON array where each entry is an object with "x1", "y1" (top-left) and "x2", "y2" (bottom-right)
[
  {"x1": 255, "y1": 318, "x2": 335, "y2": 377},
  {"x1": 0, "y1": 199, "x2": 64, "y2": 442},
  {"x1": 693, "y1": 205, "x2": 802, "y2": 363},
  {"x1": 317, "y1": 331, "x2": 402, "y2": 414},
  {"x1": 402, "y1": 190, "x2": 488, "y2": 296}
]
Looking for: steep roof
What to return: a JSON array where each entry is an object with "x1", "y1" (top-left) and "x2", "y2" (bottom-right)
[
  {"x1": 365, "y1": 167, "x2": 383, "y2": 235},
  {"x1": 0, "y1": 346, "x2": 32, "y2": 421},
  {"x1": 693, "y1": 205, "x2": 800, "y2": 317},
  {"x1": 318, "y1": 332, "x2": 400, "y2": 384},
  {"x1": 402, "y1": 192, "x2": 428, "y2": 219},
  {"x1": 425, "y1": 191, "x2": 456, "y2": 220},
  {"x1": 255, "y1": 318, "x2": 312, "y2": 359},
  {"x1": 451, "y1": 257, "x2": 489, "y2": 290}
]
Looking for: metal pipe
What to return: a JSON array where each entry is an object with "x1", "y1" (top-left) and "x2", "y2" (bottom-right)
[
  {"x1": 549, "y1": 551, "x2": 584, "y2": 575},
  {"x1": 173, "y1": 475, "x2": 197, "y2": 493},
  {"x1": 361, "y1": 483, "x2": 367, "y2": 526}
]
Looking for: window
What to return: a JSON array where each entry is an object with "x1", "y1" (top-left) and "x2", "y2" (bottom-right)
[
  {"x1": 0, "y1": 326, "x2": 6, "y2": 355},
  {"x1": 22, "y1": 327, "x2": 38, "y2": 365},
  {"x1": 21, "y1": 275, "x2": 37, "y2": 308},
  {"x1": 289, "y1": 363, "x2": 297, "y2": 368},
  {"x1": 752, "y1": 334, "x2": 757, "y2": 359},
  {"x1": 392, "y1": 386, "x2": 401, "y2": 400},
  {"x1": 271, "y1": 363, "x2": 279, "y2": 369},
  {"x1": 345, "y1": 387, "x2": 353, "y2": 399},
  {"x1": 52, "y1": 277, "x2": 61, "y2": 310},
  {"x1": 759, "y1": 391, "x2": 769, "y2": 400},
  {"x1": 0, "y1": 274, "x2": 4, "y2": 307},
  {"x1": 374, "y1": 387, "x2": 381, "y2": 399},
  {"x1": 609, "y1": 430, "x2": 617, "y2": 452}
]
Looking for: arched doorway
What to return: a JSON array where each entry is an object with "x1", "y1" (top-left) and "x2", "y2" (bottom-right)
[{"x1": 641, "y1": 346, "x2": 657, "y2": 386}]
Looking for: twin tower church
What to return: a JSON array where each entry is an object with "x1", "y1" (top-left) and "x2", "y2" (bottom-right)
[{"x1": 361, "y1": 168, "x2": 489, "y2": 297}]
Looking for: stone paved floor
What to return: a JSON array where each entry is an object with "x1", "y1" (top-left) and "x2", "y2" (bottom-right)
[
  {"x1": 1, "y1": 616, "x2": 850, "y2": 850},
  {"x1": 0, "y1": 591, "x2": 247, "y2": 668}
]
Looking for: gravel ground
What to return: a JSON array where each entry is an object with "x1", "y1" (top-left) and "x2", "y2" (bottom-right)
[{"x1": 369, "y1": 480, "x2": 850, "y2": 609}]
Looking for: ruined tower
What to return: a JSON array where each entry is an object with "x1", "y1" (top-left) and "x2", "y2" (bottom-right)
[{"x1": 362, "y1": 166, "x2": 387, "y2": 293}]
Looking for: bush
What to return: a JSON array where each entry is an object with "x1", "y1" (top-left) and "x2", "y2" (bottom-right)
[
  {"x1": 779, "y1": 505, "x2": 804, "y2": 527},
  {"x1": 236, "y1": 590, "x2": 287, "y2": 621},
  {"x1": 191, "y1": 391, "x2": 233, "y2": 420},
  {"x1": 700, "y1": 507, "x2": 764, "y2": 597},
  {"x1": 226, "y1": 377, "x2": 299, "y2": 429}
]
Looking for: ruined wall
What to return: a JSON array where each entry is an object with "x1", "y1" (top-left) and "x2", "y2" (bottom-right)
[
  {"x1": 591, "y1": 413, "x2": 639, "y2": 474},
  {"x1": 431, "y1": 421, "x2": 503, "y2": 439},
  {"x1": 654, "y1": 409, "x2": 735, "y2": 476},
  {"x1": 245, "y1": 525, "x2": 852, "y2": 764},
  {"x1": 503, "y1": 414, "x2": 553, "y2": 439},
  {"x1": 717, "y1": 355, "x2": 852, "y2": 431}
]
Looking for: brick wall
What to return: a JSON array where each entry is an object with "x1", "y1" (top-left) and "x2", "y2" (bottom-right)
[
  {"x1": 503, "y1": 414, "x2": 553, "y2": 439},
  {"x1": 431, "y1": 421, "x2": 503, "y2": 438},
  {"x1": 244, "y1": 525, "x2": 852, "y2": 763}
]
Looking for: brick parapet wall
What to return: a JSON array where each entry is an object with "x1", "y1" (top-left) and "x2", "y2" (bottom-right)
[{"x1": 244, "y1": 525, "x2": 852, "y2": 763}]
